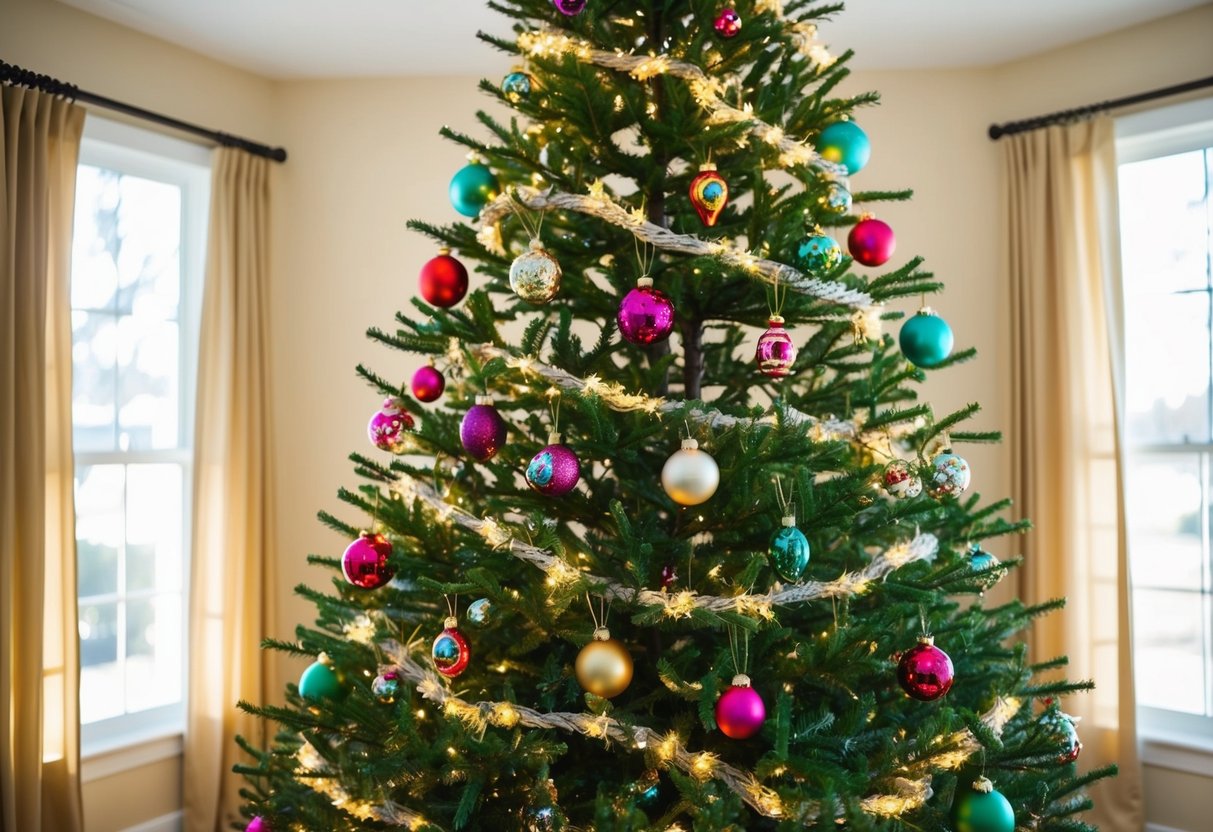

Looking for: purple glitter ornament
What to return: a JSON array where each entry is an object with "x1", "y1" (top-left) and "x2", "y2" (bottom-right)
[
  {"x1": 525, "y1": 433, "x2": 581, "y2": 496},
  {"x1": 552, "y1": 0, "x2": 587, "y2": 15},
  {"x1": 755, "y1": 316, "x2": 797, "y2": 377},
  {"x1": 368, "y1": 396, "x2": 415, "y2": 454},
  {"x1": 715, "y1": 675, "x2": 765, "y2": 739},
  {"x1": 617, "y1": 277, "x2": 675, "y2": 346},
  {"x1": 461, "y1": 395, "x2": 508, "y2": 461},
  {"x1": 341, "y1": 532, "x2": 394, "y2": 589}
]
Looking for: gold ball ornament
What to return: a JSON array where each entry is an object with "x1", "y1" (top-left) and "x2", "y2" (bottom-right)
[
  {"x1": 661, "y1": 438, "x2": 720, "y2": 506},
  {"x1": 509, "y1": 238, "x2": 562, "y2": 304},
  {"x1": 575, "y1": 627, "x2": 633, "y2": 698}
]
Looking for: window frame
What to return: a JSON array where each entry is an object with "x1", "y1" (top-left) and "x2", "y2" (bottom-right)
[
  {"x1": 1115, "y1": 97, "x2": 1213, "y2": 768},
  {"x1": 73, "y1": 117, "x2": 210, "y2": 757}
]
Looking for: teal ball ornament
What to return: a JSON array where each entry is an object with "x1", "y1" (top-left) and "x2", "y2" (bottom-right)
[
  {"x1": 769, "y1": 518, "x2": 810, "y2": 581},
  {"x1": 816, "y1": 121, "x2": 871, "y2": 174},
  {"x1": 299, "y1": 656, "x2": 344, "y2": 703},
  {"x1": 502, "y1": 71, "x2": 532, "y2": 102},
  {"x1": 449, "y1": 161, "x2": 500, "y2": 218},
  {"x1": 899, "y1": 307, "x2": 954, "y2": 368},
  {"x1": 794, "y1": 232, "x2": 842, "y2": 276},
  {"x1": 953, "y1": 777, "x2": 1015, "y2": 832}
]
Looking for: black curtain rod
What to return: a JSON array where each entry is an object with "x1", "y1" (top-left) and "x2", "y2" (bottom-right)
[
  {"x1": 989, "y1": 75, "x2": 1213, "y2": 140},
  {"x1": 0, "y1": 59, "x2": 287, "y2": 163}
]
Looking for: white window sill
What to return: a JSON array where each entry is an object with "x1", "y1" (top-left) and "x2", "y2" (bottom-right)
[
  {"x1": 81, "y1": 729, "x2": 183, "y2": 783},
  {"x1": 1140, "y1": 730, "x2": 1213, "y2": 778}
]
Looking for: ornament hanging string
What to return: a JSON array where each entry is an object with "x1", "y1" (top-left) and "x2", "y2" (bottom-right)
[
  {"x1": 548, "y1": 389, "x2": 562, "y2": 434},
  {"x1": 918, "y1": 605, "x2": 931, "y2": 639},
  {"x1": 507, "y1": 187, "x2": 547, "y2": 243},
  {"x1": 726, "y1": 623, "x2": 750, "y2": 677},
  {"x1": 774, "y1": 476, "x2": 794, "y2": 518},
  {"x1": 767, "y1": 268, "x2": 788, "y2": 318},
  {"x1": 586, "y1": 592, "x2": 611, "y2": 631},
  {"x1": 445, "y1": 593, "x2": 460, "y2": 621},
  {"x1": 633, "y1": 235, "x2": 655, "y2": 280}
]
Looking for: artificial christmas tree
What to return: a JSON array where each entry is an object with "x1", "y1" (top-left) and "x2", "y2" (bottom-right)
[{"x1": 236, "y1": 1, "x2": 1114, "y2": 829}]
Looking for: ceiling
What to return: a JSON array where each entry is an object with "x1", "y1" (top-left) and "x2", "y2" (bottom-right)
[{"x1": 59, "y1": 0, "x2": 1207, "y2": 78}]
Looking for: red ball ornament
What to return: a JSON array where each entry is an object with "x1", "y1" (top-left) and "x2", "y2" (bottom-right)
[
  {"x1": 714, "y1": 7, "x2": 742, "y2": 37},
  {"x1": 897, "y1": 635, "x2": 955, "y2": 701},
  {"x1": 715, "y1": 674, "x2": 765, "y2": 739},
  {"x1": 847, "y1": 216, "x2": 896, "y2": 267},
  {"x1": 341, "y1": 531, "x2": 394, "y2": 589},
  {"x1": 419, "y1": 248, "x2": 469, "y2": 308},
  {"x1": 432, "y1": 617, "x2": 470, "y2": 678},
  {"x1": 411, "y1": 363, "x2": 445, "y2": 402}
]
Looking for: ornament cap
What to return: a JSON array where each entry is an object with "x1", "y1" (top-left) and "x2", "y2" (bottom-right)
[
  {"x1": 637, "y1": 276, "x2": 654, "y2": 288},
  {"x1": 767, "y1": 315, "x2": 786, "y2": 326},
  {"x1": 918, "y1": 634, "x2": 935, "y2": 647},
  {"x1": 475, "y1": 394, "x2": 494, "y2": 406},
  {"x1": 731, "y1": 673, "x2": 752, "y2": 688},
  {"x1": 546, "y1": 431, "x2": 562, "y2": 445},
  {"x1": 438, "y1": 246, "x2": 452, "y2": 255},
  {"x1": 529, "y1": 237, "x2": 544, "y2": 251},
  {"x1": 317, "y1": 651, "x2": 332, "y2": 666},
  {"x1": 972, "y1": 776, "x2": 994, "y2": 794},
  {"x1": 444, "y1": 615, "x2": 459, "y2": 629},
  {"x1": 859, "y1": 212, "x2": 875, "y2": 221},
  {"x1": 781, "y1": 515, "x2": 796, "y2": 527},
  {"x1": 917, "y1": 305, "x2": 936, "y2": 317},
  {"x1": 592, "y1": 627, "x2": 611, "y2": 642},
  {"x1": 680, "y1": 438, "x2": 700, "y2": 451},
  {"x1": 699, "y1": 162, "x2": 718, "y2": 172}
]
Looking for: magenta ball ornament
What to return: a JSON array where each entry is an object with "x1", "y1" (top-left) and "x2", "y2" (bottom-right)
[
  {"x1": 714, "y1": 7, "x2": 742, "y2": 37},
  {"x1": 617, "y1": 277, "x2": 675, "y2": 346},
  {"x1": 419, "y1": 248, "x2": 469, "y2": 308},
  {"x1": 460, "y1": 396, "x2": 508, "y2": 461},
  {"x1": 246, "y1": 818, "x2": 268, "y2": 832},
  {"x1": 525, "y1": 434, "x2": 581, "y2": 496},
  {"x1": 368, "y1": 396, "x2": 415, "y2": 454},
  {"x1": 715, "y1": 675, "x2": 765, "y2": 739},
  {"x1": 897, "y1": 636, "x2": 955, "y2": 701},
  {"x1": 341, "y1": 532, "x2": 394, "y2": 589},
  {"x1": 755, "y1": 315, "x2": 797, "y2": 377},
  {"x1": 552, "y1": 0, "x2": 586, "y2": 15},
  {"x1": 411, "y1": 364, "x2": 445, "y2": 403},
  {"x1": 848, "y1": 216, "x2": 896, "y2": 267}
]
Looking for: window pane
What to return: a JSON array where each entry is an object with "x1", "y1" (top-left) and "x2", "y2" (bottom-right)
[
  {"x1": 71, "y1": 310, "x2": 117, "y2": 452},
  {"x1": 75, "y1": 465, "x2": 124, "y2": 598},
  {"x1": 79, "y1": 601, "x2": 122, "y2": 724},
  {"x1": 1118, "y1": 149, "x2": 1210, "y2": 297},
  {"x1": 117, "y1": 315, "x2": 180, "y2": 450},
  {"x1": 124, "y1": 595, "x2": 183, "y2": 714},
  {"x1": 70, "y1": 166, "x2": 120, "y2": 311},
  {"x1": 125, "y1": 464, "x2": 183, "y2": 594},
  {"x1": 1123, "y1": 291, "x2": 1210, "y2": 445},
  {"x1": 1133, "y1": 588, "x2": 1207, "y2": 714},
  {"x1": 1126, "y1": 454, "x2": 1203, "y2": 590},
  {"x1": 110, "y1": 174, "x2": 181, "y2": 319}
]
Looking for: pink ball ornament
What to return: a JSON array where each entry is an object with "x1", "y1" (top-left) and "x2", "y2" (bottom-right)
[
  {"x1": 552, "y1": 0, "x2": 586, "y2": 15},
  {"x1": 460, "y1": 395, "x2": 508, "y2": 461},
  {"x1": 755, "y1": 315, "x2": 797, "y2": 377},
  {"x1": 525, "y1": 433, "x2": 581, "y2": 496},
  {"x1": 368, "y1": 396, "x2": 415, "y2": 454},
  {"x1": 411, "y1": 363, "x2": 445, "y2": 403},
  {"x1": 714, "y1": 7, "x2": 742, "y2": 38},
  {"x1": 341, "y1": 532, "x2": 394, "y2": 589},
  {"x1": 847, "y1": 216, "x2": 896, "y2": 267},
  {"x1": 897, "y1": 636, "x2": 955, "y2": 701},
  {"x1": 617, "y1": 277, "x2": 675, "y2": 346},
  {"x1": 246, "y1": 818, "x2": 268, "y2": 832},
  {"x1": 715, "y1": 675, "x2": 765, "y2": 739}
]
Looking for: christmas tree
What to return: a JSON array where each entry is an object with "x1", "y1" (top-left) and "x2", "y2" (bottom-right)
[{"x1": 237, "y1": 2, "x2": 1114, "y2": 830}]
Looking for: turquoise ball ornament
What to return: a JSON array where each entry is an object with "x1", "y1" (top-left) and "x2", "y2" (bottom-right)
[
  {"x1": 501, "y1": 71, "x2": 532, "y2": 102},
  {"x1": 953, "y1": 777, "x2": 1015, "y2": 832},
  {"x1": 899, "y1": 307, "x2": 954, "y2": 368},
  {"x1": 794, "y1": 232, "x2": 842, "y2": 276},
  {"x1": 816, "y1": 120, "x2": 871, "y2": 174},
  {"x1": 298, "y1": 655, "x2": 344, "y2": 703},
  {"x1": 449, "y1": 160, "x2": 500, "y2": 218},
  {"x1": 769, "y1": 517, "x2": 811, "y2": 581}
]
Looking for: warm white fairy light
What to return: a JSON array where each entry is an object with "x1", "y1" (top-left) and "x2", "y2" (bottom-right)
[{"x1": 342, "y1": 614, "x2": 376, "y2": 645}]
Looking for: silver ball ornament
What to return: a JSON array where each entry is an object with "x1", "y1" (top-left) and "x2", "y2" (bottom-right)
[
  {"x1": 661, "y1": 438, "x2": 720, "y2": 506},
  {"x1": 509, "y1": 238, "x2": 562, "y2": 304}
]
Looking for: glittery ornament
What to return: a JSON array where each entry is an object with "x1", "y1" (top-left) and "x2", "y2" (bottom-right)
[
  {"x1": 467, "y1": 597, "x2": 493, "y2": 625},
  {"x1": 510, "y1": 239, "x2": 562, "y2": 304},
  {"x1": 881, "y1": 459, "x2": 923, "y2": 499},
  {"x1": 952, "y1": 777, "x2": 1015, "y2": 832},
  {"x1": 1039, "y1": 703, "x2": 1083, "y2": 764},
  {"x1": 526, "y1": 432, "x2": 581, "y2": 496},
  {"x1": 968, "y1": 545, "x2": 1003, "y2": 591},
  {"x1": 575, "y1": 627, "x2": 633, "y2": 698},
  {"x1": 848, "y1": 216, "x2": 896, "y2": 267},
  {"x1": 432, "y1": 617, "x2": 470, "y2": 678},
  {"x1": 688, "y1": 163, "x2": 728, "y2": 226},
  {"x1": 341, "y1": 532, "x2": 394, "y2": 589},
  {"x1": 501, "y1": 71, "x2": 532, "y2": 102},
  {"x1": 299, "y1": 655, "x2": 344, "y2": 702},
  {"x1": 756, "y1": 315, "x2": 797, "y2": 377},
  {"x1": 449, "y1": 161, "x2": 499, "y2": 218},
  {"x1": 552, "y1": 0, "x2": 586, "y2": 15},
  {"x1": 368, "y1": 396, "x2": 415, "y2": 454},
  {"x1": 794, "y1": 232, "x2": 842, "y2": 275},
  {"x1": 899, "y1": 307, "x2": 954, "y2": 368},
  {"x1": 660, "y1": 563, "x2": 678, "y2": 591},
  {"x1": 460, "y1": 395, "x2": 508, "y2": 461},
  {"x1": 635, "y1": 770, "x2": 661, "y2": 807},
  {"x1": 715, "y1": 674, "x2": 765, "y2": 739},
  {"x1": 411, "y1": 363, "x2": 445, "y2": 402},
  {"x1": 928, "y1": 449, "x2": 971, "y2": 499},
  {"x1": 897, "y1": 635, "x2": 955, "y2": 701},
  {"x1": 816, "y1": 120, "x2": 871, "y2": 174},
  {"x1": 371, "y1": 670, "x2": 402, "y2": 703},
  {"x1": 419, "y1": 248, "x2": 469, "y2": 308},
  {"x1": 769, "y1": 516, "x2": 810, "y2": 582},
  {"x1": 713, "y1": 7, "x2": 742, "y2": 37},
  {"x1": 617, "y1": 277, "x2": 675, "y2": 345},
  {"x1": 661, "y1": 438, "x2": 720, "y2": 506},
  {"x1": 824, "y1": 181, "x2": 852, "y2": 214}
]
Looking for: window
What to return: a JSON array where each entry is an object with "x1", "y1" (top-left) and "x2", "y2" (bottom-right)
[
  {"x1": 1118, "y1": 98, "x2": 1213, "y2": 748},
  {"x1": 70, "y1": 118, "x2": 209, "y2": 753}
]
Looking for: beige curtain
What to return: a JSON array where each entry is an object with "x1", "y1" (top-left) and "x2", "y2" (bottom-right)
[
  {"x1": 0, "y1": 86, "x2": 86, "y2": 832},
  {"x1": 1005, "y1": 117, "x2": 1142, "y2": 831},
  {"x1": 184, "y1": 147, "x2": 277, "y2": 832}
]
